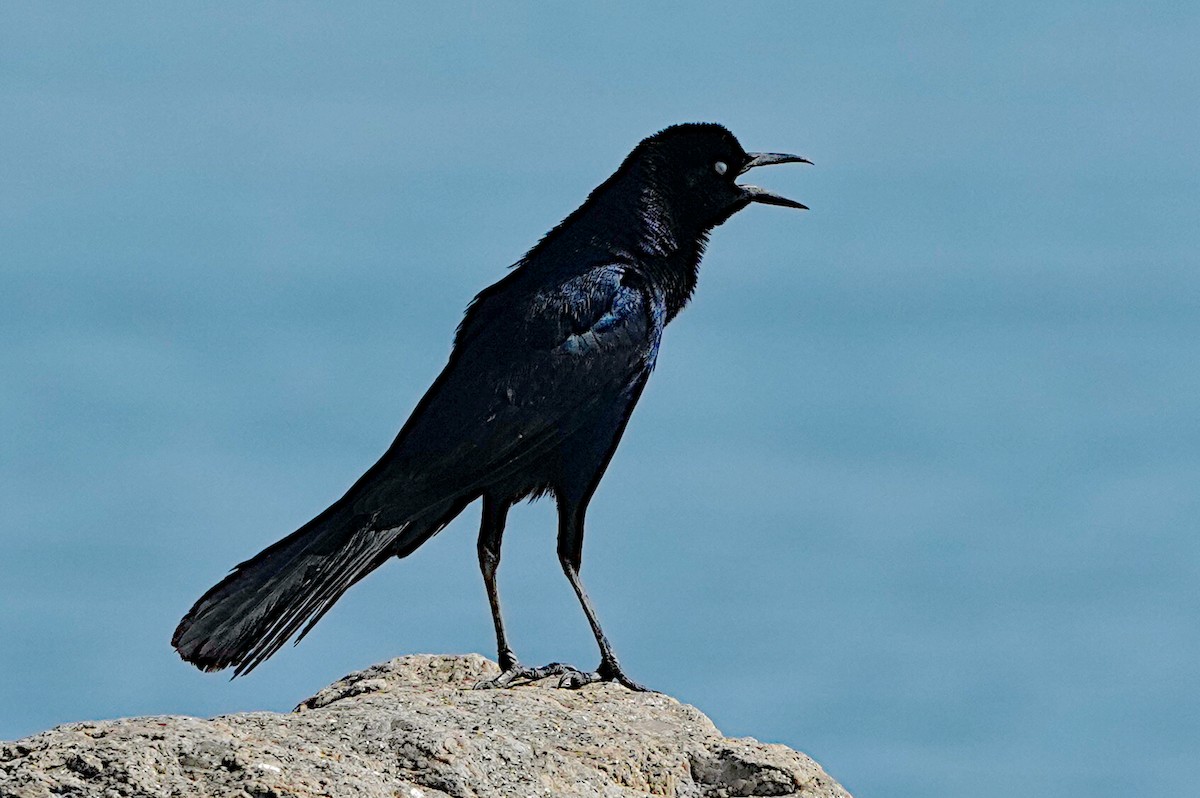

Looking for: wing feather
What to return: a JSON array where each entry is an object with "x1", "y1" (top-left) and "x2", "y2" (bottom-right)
[{"x1": 348, "y1": 264, "x2": 662, "y2": 522}]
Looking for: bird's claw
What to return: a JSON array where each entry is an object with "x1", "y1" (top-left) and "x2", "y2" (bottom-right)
[
  {"x1": 473, "y1": 661, "x2": 578, "y2": 689},
  {"x1": 557, "y1": 658, "x2": 649, "y2": 692}
]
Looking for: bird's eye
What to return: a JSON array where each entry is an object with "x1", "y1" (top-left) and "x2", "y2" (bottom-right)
[{"x1": 714, "y1": 161, "x2": 728, "y2": 176}]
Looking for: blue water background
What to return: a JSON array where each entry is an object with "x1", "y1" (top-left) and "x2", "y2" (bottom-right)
[{"x1": 2, "y1": 4, "x2": 1198, "y2": 796}]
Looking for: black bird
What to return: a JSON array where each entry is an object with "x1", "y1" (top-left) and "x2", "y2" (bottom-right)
[{"x1": 172, "y1": 123, "x2": 809, "y2": 690}]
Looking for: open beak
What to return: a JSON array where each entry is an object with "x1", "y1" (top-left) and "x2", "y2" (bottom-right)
[{"x1": 738, "y1": 152, "x2": 811, "y2": 210}]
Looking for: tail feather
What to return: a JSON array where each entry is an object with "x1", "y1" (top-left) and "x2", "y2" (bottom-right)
[{"x1": 171, "y1": 501, "x2": 446, "y2": 676}]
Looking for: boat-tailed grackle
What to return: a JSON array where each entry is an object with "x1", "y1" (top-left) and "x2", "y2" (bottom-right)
[{"x1": 172, "y1": 123, "x2": 809, "y2": 690}]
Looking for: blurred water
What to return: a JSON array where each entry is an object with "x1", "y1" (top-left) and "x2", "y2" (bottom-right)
[{"x1": 2, "y1": 4, "x2": 1198, "y2": 796}]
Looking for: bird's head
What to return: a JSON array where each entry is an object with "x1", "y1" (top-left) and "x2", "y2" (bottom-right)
[{"x1": 632, "y1": 122, "x2": 810, "y2": 232}]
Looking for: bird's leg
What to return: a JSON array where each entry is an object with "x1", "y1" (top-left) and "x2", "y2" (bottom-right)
[
  {"x1": 555, "y1": 500, "x2": 648, "y2": 692},
  {"x1": 473, "y1": 495, "x2": 578, "y2": 689}
]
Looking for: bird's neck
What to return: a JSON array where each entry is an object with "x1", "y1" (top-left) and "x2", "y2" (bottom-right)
[
  {"x1": 521, "y1": 164, "x2": 706, "y2": 319},
  {"x1": 583, "y1": 171, "x2": 705, "y2": 319},
  {"x1": 633, "y1": 232, "x2": 705, "y2": 322}
]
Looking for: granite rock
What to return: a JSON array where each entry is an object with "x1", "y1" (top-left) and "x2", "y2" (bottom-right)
[{"x1": 0, "y1": 654, "x2": 851, "y2": 798}]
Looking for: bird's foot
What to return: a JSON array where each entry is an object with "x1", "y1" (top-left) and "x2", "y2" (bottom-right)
[
  {"x1": 473, "y1": 660, "x2": 579, "y2": 690},
  {"x1": 558, "y1": 657, "x2": 649, "y2": 692}
]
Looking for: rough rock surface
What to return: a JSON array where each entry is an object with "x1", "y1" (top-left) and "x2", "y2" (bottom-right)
[{"x1": 0, "y1": 654, "x2": 851, "y2": 798}]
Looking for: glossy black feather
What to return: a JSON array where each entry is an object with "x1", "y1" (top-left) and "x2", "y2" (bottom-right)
[{"x1": 172, "y1": 122, "x2": 802, "y2": 676}]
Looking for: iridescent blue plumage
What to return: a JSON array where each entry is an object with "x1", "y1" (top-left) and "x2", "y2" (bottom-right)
[{"x1": 172, "y1": 123, "x2": 807, "y2": 687}]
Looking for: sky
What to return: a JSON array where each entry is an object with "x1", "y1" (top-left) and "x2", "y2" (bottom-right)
[{"x1": 2, "y1": 3, "x2": 1198, "y2": 796}]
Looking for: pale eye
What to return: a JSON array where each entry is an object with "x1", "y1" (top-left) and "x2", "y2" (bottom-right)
[{"x1": 714, "y1": 161, "x2": 728, "y2": 176}]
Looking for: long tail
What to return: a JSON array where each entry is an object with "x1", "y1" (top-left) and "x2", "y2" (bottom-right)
[{"x1": 171, "y1": 498, "x2": 452, "y2": 676}]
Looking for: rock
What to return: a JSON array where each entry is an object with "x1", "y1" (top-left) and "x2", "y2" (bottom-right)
[{"x1": 0, "y1": 654, "x2": 852, "y2": 797}]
